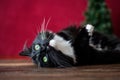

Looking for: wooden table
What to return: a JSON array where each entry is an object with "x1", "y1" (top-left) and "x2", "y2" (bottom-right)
[{"x1": 0, "y1": 59, "x2": 120, "y2": 80}]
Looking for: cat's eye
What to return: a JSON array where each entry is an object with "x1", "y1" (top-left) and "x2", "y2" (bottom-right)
[
  {"x1": 43, "y1": 56, "x2": 48, "y2": 63},
  {"x1": 34, "y1": 44, "x2": 40, "y2": 51}
]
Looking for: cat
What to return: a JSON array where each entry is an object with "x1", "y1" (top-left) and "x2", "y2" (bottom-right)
[{"x1": 19, "y1": 20, "x2": 120, "y2": 68}]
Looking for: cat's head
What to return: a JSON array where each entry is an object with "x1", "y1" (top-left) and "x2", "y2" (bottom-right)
[
  {"x1": 19, "y1": 19, "x2": 74, "y2": 68},
  {"x1": 19, "y1": 31, "x2": 74, "y2": 67}
]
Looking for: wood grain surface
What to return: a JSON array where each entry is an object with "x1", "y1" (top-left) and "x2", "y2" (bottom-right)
[{"x1": 0, "y1": 60, "x2": 120, "y2": 80}]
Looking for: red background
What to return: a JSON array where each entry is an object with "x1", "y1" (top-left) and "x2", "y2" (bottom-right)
[{"x1": 0, "y1": 0, "x2": 120, "y2": 59}]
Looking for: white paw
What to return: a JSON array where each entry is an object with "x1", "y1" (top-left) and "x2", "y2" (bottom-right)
[
  {"x1": 86, "y1": 24, "x2": 94, "y2": 36},
  {"x1": 49, "y1": 39, "x2": 56, "y2": 47}
]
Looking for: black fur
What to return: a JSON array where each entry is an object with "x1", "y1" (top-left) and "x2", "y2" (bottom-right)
[
  {"x1": 73, "y1": 26, "x2": 120, "y2": 65},
  {"x1": 19, "y1": 25, "x2": 120, "y2": 67}
]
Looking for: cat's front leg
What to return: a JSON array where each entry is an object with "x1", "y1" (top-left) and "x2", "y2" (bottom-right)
[
  {"x1": 85, "y1": 24, "x2": 104, "y2": 51},
  {"x1": 85, "y1": 24, "x2": 94, "y2": 36}
]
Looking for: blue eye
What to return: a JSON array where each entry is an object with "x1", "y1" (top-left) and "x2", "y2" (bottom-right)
[{"x1": 34, "y1": 44, "x2": 40, "y2": 51}]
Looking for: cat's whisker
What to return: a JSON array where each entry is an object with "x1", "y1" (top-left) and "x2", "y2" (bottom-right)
[
  {"x1": 39, "y1": 18, "x2": 51, "y2": 40},
  {"x1": 40, "y1": 18, "x2": 46, "y2": 40},
  {"x1": 41, "y1": 18, "x2": 46, "y2": 33},
  {"x1": 31, "y1": 24, "x2": 38, "y2": 37},
  {"x1": 47, "y1": 31, "x2": 55, "y2": 41},
  {"x1": 37, "y1": 26, "x2": 40, "y2": 35},
  {"x1": 44, "y1": 17, "x2": 51, "y2": 40},
  {"x1": 23, "y1": 40, "x2": 28, "y2": 51},
  {"x1": 46, "y1": 33, "x2": 53, "y2": 41},
  {"x1": 45, "y1": 17, "x2": 51, "y2": 32},
  {"x1": 43, "y1": 18, "x2": 46, "y2": 32},
  {"x1": 30, "y1": 53, "x2": 37, "y2": 58},
  {"x1": 32, "y1": 27, "x2": 37, "y2": 37},
  {"x1": 35, "y1": 25, "x2": 40, "y2": 36},
  {"x1": 32, "y1": 31, "x2": 37, "y2": 38},
  {"x1": 38, "y1": 24, "x2": 41, "y2": 34},
  {"x1": 24, "y1": 57, "x2": 33, "y2": 64},
  {"x1": 36, "y1": 54, "x2": 41, "y2": 68}
]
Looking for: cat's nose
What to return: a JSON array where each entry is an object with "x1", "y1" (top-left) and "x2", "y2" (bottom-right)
[
  {"x1": 41, "y1": 45, "x2": 50, "y2": 52},
  {"x1": 41, "y1": 46, "x2": 46, "y2": 51},
  {"x1": 40, "y1": 40, "x2": 49, "y2": 51}
]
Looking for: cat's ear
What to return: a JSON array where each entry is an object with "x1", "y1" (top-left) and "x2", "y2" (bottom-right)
[
  {"x1": 19, "y1": 47, "x2": 32, "y2": 56},
  {"x1": 19, "y1": 41, "x2": 32, "y2": 56}
]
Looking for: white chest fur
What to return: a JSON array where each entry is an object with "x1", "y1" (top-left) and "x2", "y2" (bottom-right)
[{"x1": 49, "y1": 35, "x2": 76, "y2": 63}]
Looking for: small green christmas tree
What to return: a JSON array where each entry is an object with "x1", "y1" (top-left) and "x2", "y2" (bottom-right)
[{"x1": 84, "y1": 0, "x2": 113, "y2": 35}]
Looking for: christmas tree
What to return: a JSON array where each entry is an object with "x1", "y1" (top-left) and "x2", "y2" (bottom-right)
[{"x1": 84, "y1": 0, "x2": 113, "y2": 35}]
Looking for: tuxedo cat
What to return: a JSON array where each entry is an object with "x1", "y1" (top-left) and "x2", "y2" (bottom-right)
[{"x1": 19, "y1": 22, "x2": 120, "y2": 67}]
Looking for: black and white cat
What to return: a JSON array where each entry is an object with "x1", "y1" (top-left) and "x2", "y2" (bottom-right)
[{"x1": 19, "y1": 20, "x2": 120, "y2": 67}]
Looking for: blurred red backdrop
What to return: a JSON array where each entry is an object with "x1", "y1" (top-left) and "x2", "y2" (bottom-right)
[{"x1": 0, "y1": 0, "x2": 120, "y2": 59}]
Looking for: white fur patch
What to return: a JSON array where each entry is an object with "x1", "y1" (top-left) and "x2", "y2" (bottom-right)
[
  {"x1": 49, "y1": 39, "x2": 56, "y2": 47},
  {"x1": 86, "y1": 24, "x2": 94, "y2": 36},
  {"x1": 49, "y1": 35, "x2": 76, "y2": 63},
  {"x1": 89, "y1": 37, "x2": 108, "y2": 51}
]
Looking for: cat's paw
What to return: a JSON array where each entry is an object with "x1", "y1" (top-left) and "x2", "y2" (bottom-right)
[
  {"x1": 49, "y1": 39, "x2": 56, "y2": 47},
  {"x1": 85, "y1": 24, "x2": 94, "y2": 36}
]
